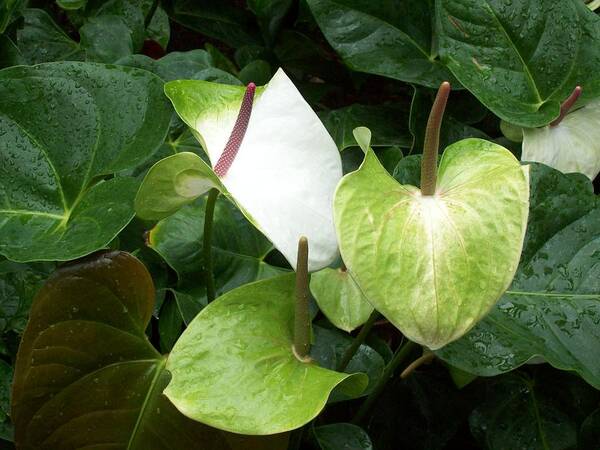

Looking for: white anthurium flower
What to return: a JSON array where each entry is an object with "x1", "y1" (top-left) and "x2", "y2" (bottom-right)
[
  {"x1": 522, "y1": 98, "x2": 600, "y2": 180},
  {"x1": 136, "y1": 68, "x2": 342, "y2": 271}
]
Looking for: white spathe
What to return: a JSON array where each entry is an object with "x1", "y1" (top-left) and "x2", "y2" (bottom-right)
[
  {"x1": 522, "y1": 100, "x2": 600, "y2": 180},
  {"x1": 192, "y1": 69, "x2": 342, "y2": 271}
]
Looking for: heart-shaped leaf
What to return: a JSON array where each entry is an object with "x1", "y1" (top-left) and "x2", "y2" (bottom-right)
[
  {"x1": 12, "y1": 251, "x2": 287, "y2": 449},
  {"x1": 334, "y1": 131, "x2": 529, "y2": 349},
  {"x1": 310, "y1": 268, "x2": 374, "y2": 332},
  {"x1": 306, "y1": 0, "x2": 453, "y2": 87},
  {"x1": 137, "y1": 68, "x2": 342, "y2": 271},
  {"x1": 436, "y1": 0, "x2": 600, "y2": 127},
  {"x1": 165, "y1": 274, "x2": 368, "y2": 435},
  {"x1": 0, "y1": 62, "x2": 171, "y2": 262},
  {"x1": 436, "y1": 165, "x2": 600, "y2": 389},
  {"x1": 522, "y1": 100, "x2": 600, "y2": 180}
]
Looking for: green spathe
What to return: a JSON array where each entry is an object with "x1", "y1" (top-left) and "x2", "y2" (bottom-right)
[
  {"x1": 334, "y1": 134, "x2": 529, "y2": 350},
  {"x1": 138, "y1": 68, "x2": 342, "y2": 271},
  {"x1": 522, "y1": 100, "x2": 600, "y2": 180},
  {"x1": 165, "y1": 274, "x2": 367, "y2": 435}
]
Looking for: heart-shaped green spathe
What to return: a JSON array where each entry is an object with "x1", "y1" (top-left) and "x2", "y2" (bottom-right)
[
  {"x1": 136, "y1": 68, "x2": 342, "y2": 272},
  {"x1": 522, "y1": 99, "x2": 600, "y2": 180},
  {"x1": 334, "y1": 130, "x2": 530, "y2": 349},
  {"x1": 164, "y1": 274, "x2": 367, "y2": 435}
]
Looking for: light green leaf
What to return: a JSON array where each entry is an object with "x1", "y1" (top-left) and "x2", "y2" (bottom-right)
[
  {"x1": 306, "y1": 0, "x2": 453, "y2": 87},
  {"x1": 136, "y1": 152, "x2": 223, "y2": 220},
  {"x1": 335, "y1": 133, "x2": 529, "y2": 349},
  {"x1": 310, "y1": 268, "x2": 374, "y2": 332},
  {"x1": 436, "y1": 0, "x2": 600, "y2": 127},
  {"x1": 11, "y1": 251, "x2": 288, "y2": 449},
  {"x1": 162, "y1": 68, "x2": 343, "y2": 271},
  {"x1": 165, "y1": 274, "x2": 368, "y2": 435},
  {"x1": 0, "y1": 62, "x2": 171, "y2": 262},
  {"x1": 522, "y1": 100, "x2": 600, "y2": 180}
]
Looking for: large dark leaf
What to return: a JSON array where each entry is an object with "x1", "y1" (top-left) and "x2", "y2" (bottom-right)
[
  {"x1": 469, "y1": 370, "x2": 599, "y2": 450},
  {"x1": 436, "y1": 0, "x2": 600, "y2": 127},
  {"x1": 306, "y1": 0, "x2": 453, "y2": 87},
  {"x1": 11, "y1": 251, "x2": 287, "y2": 449},
  {"x1": 437, "y1": 164, "x2": 600, "y2": 388},
  {"x1": 0, "y1": 62, "x2": 171, "y2": 262}
]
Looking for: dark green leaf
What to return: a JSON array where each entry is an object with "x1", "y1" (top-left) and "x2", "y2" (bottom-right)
[
  {"x1": 238, "y1": 59, "x2": 272, "y2": 85},
  {"x1": 469, "y1": 371, "x2": 595, "y2": 450},
  {"x1": 313, "y1": 423, "x2": 373, "y2": 450},
  {"x1": 163, "y1": 0, "x2": 261, "y2": 48},
  {"x1": 0, "y1": 36, "x2": 24, "y2": 70},
  {"x1": 0, "y1": 0, "x2": 25, "y2": 33},
  {"x1": 310, "y1": 326, "x2": 385, "y2": 401},
  {"x1": 320, "y1": 104, "x2": 412, "y2": 151},
  {"x1": 158, "y1": 294, "x2": 183, "y2": 353},
  {"x1": 56, "y1": 0, "x2": 88, "y2": 10},
  {"x1": 16, "y1": 9, "x2": 83, "y2": 65},
  {"x1": 436, "y1": 0, "x2": 600, "y2": 127},
  {"x1": 248, "y1": 0, "x2": 292, "y2": 45},
  {"x1": 148, "y1": 196, "x2": 287, "y2": 299},
  {"x1": 436, "y1": 165, "x2": 600, "y2": 388},
  {"x1": 80, "y1": 15, "x2": 135, "y2": 62},
  {"x1": 11, "y1": 251, "x2": 287, "y2": 449},
  {"x1": 306, "y1": 0, "x2": 453, "y2": 87},
  {"x1": 580, "y1": 409, "x2": 600, "y2": 450},
  {"x1": 0, "y1": 360, "x2": 12, "y2": 442},
  {"x1": 146, "y1": 6, "x2": 171, "y2": 49},
  {"x1": 0, "y1": 62, "x2": 171, "y2": 262}
]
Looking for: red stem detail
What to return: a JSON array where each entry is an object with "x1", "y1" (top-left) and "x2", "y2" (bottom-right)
[
  {"x1": 213, "y1": 82, "x2": 256, "y2": 177},
  {"x1": 550, "y1": 86, "x2": 582, "y2": 128}
]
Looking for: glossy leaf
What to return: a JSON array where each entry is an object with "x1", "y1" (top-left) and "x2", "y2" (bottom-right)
[
  {"x1": 11, "y1": 251, "x2": 287, "y2": 449},
  {"x1": 310, "y1": 268, "x2": 373, "y2": 332},
  {"x1": 313, "y1": 423, "x2": 373, "y2": 450},
  {"x1": 522, "y1": 100, "x2": 600, "y2": 180},
  {"x1": 163, "y1": 0, "x2": 261, "y2": 48},
  {"x1": 469, "y1": 373, "x2": 581, "y2": 450},
  {"x1": 160, "y1": 68, "x2": 342, "y2": 271},
  {"x1": 16, "y1": 9, "x2": 83, "y2": 65},
  {"x1": 147, "y1": 197, "x2": 286, "y2": 300},
  {"x1": 0, "y1": 62, "x2": 171, "y2": 262},
  {"x1": 165, "y1": 274, "x2": 368, "y2": 435},
  {"x1": 56, "y1": 0, "x2": 88, "y2": 10},
  {"x1": 306, "y1": 0, "x2": 452, "y2": 87},
  {"x1": 335, "y1": 131, "x2": 529, "y2": 349},
  {"x1": 436, "y1": 199, "x2": 600, "y2": 389},
  {"x1": 248, "y1": 0, "x2": 292, "y2": 45},
  {"x1": 0, "y1": 0, "x2": 24, "y2": 33},
  {"x1": 436, "y1": 0, "x2": 600, "y2": 127},
  {"x1": 320, "y1": 104, "x2": 411, "y2": 151},
  {"x1": 117, "y1": 50, "x2": 240, "y2": 83},
  {"x1": 310, "y1": 325, "x2": 384, "y2": 401},
  {"x1": 80, "y1": 14, "x2": 135, "y2": 62},
  {"x1": 0, "y1": 260, "x2": 53, "y2": 335}
]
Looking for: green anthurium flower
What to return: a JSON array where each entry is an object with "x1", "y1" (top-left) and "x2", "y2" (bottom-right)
[
  {"x1": 136, "y1": 68, "x2": 342, "y2": 271},
  {"x1": 522, "y1": 99, "x2": 600, "y2": 180},
  {"x1": 334, "y1": 128, "x2": 530, "y2": 350}
]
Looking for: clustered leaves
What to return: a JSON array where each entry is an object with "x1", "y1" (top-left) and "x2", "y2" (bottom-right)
[{"x1": 0, "y1": 1, "x2": 599, "y2": 449}]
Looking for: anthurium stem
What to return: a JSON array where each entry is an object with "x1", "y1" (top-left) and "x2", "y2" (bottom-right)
[
  {"x1": 352, "y1": 340, "x2": 418, "y2": 424},
  {"x1": 294, "y1": 236, "x2": 311, "y2": 361},
  {"x1": 550, "y1": 86, "x2": 582, "y2": 127},
  {"x1": 421, "y1": 82, "x2": 451, "y2": 196},
  {"x1": 400, "y1": 351, "x2": 435, "y2": 379},
  {"x1": 336, "y1": 310, "x2": 379, "y2": 372},
  {"x1": 203, "y1": 188, "x2": 219, "y2": 303}
]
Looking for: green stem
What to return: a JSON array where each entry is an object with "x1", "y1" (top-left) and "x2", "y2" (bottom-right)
[
  {"x1": 352, "y1": 340, "x2": 418, "y2": 424},
  {"x1": 144, "y1": 0, "x2": 160, "y2": 28},
  {"x1": 336, "y1": 310, "x2": 379, "y2": 372},
  {"x1": 420, "y1": 82, "x2": 451, "y2": 196},
  {"x1": 203, "y1": 189, "x2": 219, "y2": 303},
  {"x1": 293, "y1": 237, "x2": 311, "y2": 360}
]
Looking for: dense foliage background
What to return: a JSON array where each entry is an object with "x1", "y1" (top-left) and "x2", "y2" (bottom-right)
[{"x1": 1, "y1": 0, "x2": 600, "y2": 449}]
